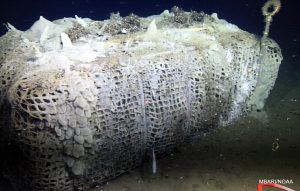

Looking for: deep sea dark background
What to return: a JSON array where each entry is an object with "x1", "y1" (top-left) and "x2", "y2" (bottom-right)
[{"x1": 0, "y1": 0, "x2": 299, "y2": 71}]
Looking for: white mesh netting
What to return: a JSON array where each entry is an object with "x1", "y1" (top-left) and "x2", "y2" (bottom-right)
[{"x1": 0, "y1": 8, "x2": 282, "y2": 191}]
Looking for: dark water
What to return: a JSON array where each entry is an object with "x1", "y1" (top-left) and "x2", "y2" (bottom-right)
[{"x1": 0, "y1": 0, "x2": 299, "y2": 190}]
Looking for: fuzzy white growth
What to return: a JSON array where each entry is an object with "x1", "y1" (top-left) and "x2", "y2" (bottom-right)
[
  {"x1": 144, "y1": 19, "x2": 159, "y2": 41},
  {"x1": 5, "y1": 23, "x2": 17, "y2": 31},
  {"x1": 40, "y1": 26, "x2": 49, "y2": 43},
  {"x1": 75, "y1": 15, "x2": 88, "y2": 28},
  {"x1": 160, "y1": 10, "x2": 170, "y2": 17},
  {"x1": 24, "y1": 16, "x2": 67, "y2": 44},
  {"x1": 60, "y1": 32, "x2": 73, "y2": 49},
  {"x1": 31, "y1": 16, "x2": 54, "y2": 33},
  {"x1": 211, "y1": 13, "x2": 219, "y2": 20},
  {"x1": 152, "y1": 148, "x2": 157, "y2": 174},
  {"x1": 147, "y1": 19, "x2": 158, "y2": 34}
]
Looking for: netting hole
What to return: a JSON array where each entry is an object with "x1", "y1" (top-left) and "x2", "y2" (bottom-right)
[
  {"x1": 38, "y1": 105, "x2": 46, "y2": 111},
  {"x1": 43, "y1": 99, "x2": 51, "y2": 103}
]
